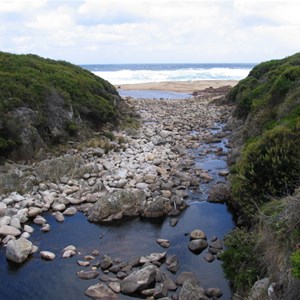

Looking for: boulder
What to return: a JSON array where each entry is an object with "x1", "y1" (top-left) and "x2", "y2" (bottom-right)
[
  {"x1": 85, "y1": 283, "x2": 118, "y2": 299},
  {"x1": 27, "y1": 207, "x2": 43, "y2": 218},
  {"x1": 190, "y1": 229, "x2": 206, "y2": 240},
  {"x1": 141, "y1": 197, "x2": 172, "y2": 218},
  {"x1": 188, "y1": 239, "x2": 208, "y2": 253},
  {"x1": 205, "y1": 287, "x2": 223, "y2": 298},
  {"x1": 40, "y1": 251, "x2": 56, "y2": 260},
  {"x1": 207, "y1": 182, "x2": 231, "y2": 203},
  {"x1": 179, "y1": 279, "x2": 208, "y2": 300},
  {"x1": 77, "y1": 270, "x2": 99, "y2": 280},
  {"x1": 121, "y1": 264, "x2": 158, "y2": 294},
  {"x1": 0, "y1": 225, "x2": 21, "y2": 237},
  {"x1": 6, "y1": 238, "x2": 33, "y2": 263},
  {"x1": 88, "y1": 189, "x2": 146, "y2": 222}
]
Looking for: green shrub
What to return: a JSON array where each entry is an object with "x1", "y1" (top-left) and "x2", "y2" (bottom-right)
[
  {"x1": 291, "y1": 250, "x2": 300, "y2": 279},
  {"x1": 221, "y1": 228, "x2": 260, "y2": 292},
  {"x1": 66, "y1": 121, "x2": 78, "y2": 136},
  {"x1": 0, "y1": 51, "x2": 121, "y2": 157},
  {"x1": 231, "y1": 126, "x2": 300, "y2": 217}
]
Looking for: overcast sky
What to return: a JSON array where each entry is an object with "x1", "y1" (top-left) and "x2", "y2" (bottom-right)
[{"x1": 0, "y1": 0, "x2": 299, "y2": 64}]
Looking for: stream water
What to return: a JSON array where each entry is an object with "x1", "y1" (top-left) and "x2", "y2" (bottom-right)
[{"x1": 0, "y1": 120, "x2": 235, "y2": 299}]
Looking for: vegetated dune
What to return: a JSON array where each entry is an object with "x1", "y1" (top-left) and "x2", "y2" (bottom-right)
[
  {"x1": 0, "y1": 52, "x2": 121, "y2": 160},
  {"x1": 222, "y1": 52, "x2": 300, "y2": 299}
]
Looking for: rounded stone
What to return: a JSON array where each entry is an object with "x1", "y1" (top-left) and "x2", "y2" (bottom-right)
[
  {"x1": 190, "y1": 229, "x2": 207, "y2": 240},
  {"x1": 188, "y1": 239, "x2": 208, "y2": 253},
  {"x1": 40, "y1": 251, "x2": 56, "y2": 260}
]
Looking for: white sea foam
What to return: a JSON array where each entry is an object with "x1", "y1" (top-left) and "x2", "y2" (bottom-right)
[{"x1": 92, "y1": 67, "x2": 251, "y2": 84}]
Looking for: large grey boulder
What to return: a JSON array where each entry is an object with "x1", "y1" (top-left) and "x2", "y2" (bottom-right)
[
  {"x1": 121, "y1": 264, "x2": 158, "y2": 294},
  {"x1": 88, "y1": 189, "x2": 146, "y2": 222},
  {"x1": 141, "y1": 196, "x2": 172, "y2": 218},
  {"x1": 6, "y1": 237, "x2": 33, "y2": 263},
  {"x1": 179, "y1": 279, "x2": 208, "y2": 300}
]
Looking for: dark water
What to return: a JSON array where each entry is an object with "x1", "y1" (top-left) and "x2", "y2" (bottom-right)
[{"x1": 0, "y1": 124, "x2": 235, "y2": 300}]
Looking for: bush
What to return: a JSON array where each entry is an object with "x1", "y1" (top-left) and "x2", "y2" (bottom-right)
[
  {"x1": 221, "y1": 228, "x2": 261, "y2": 292},
  {"x1": 0, "y1": 51, "x2": 121, "y2": 158},
  {"x1": 291, "y1": 250, "x2": 300, "y2": 280},
  {"x1": 231, "y1": 126, "x2": 300, "y2": 218}
]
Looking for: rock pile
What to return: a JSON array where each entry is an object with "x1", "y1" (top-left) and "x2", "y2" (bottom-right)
[{"x1": 0, "y1": 95, "x2": 231, "y2": 273}]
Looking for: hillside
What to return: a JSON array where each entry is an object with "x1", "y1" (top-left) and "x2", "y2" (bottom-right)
[
  {"x1": 0, "y1": 52, "x2": 121, "y2": 160},
  {"x1": 222, "y1": 54, "x2": 300, "y2": 298}
]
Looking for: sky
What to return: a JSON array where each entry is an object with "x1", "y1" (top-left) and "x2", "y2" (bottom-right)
[{"x1": 0, "y1": 0, "x2": 300, "y2": 64}]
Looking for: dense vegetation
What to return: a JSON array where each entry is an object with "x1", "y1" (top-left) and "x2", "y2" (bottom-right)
[
  {"x1": 222, "y1": 53, "x2": 300, "y2": 298},
  {"x1": 0, "y1": 51, "x2": 121, "y2": 159}
]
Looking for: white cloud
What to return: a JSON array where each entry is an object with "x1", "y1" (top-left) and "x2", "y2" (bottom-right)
[
  {"x1": 0, "y1": 0, "x2": 47, "y2": 13},
  {"x1": 0, "y1": 0, "x2": 299, "y2": 63}
]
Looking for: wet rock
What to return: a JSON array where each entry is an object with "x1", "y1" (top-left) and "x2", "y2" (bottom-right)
[
  {"x1": 179, "y1": 279, "x2": 208, "y2": 300},
  {"x1": 77, "y1": 270, "x2": 99, "y2": 280},
  {"x1": 190, "y1": 229, "x2": 207, "y2": 240},
  {"x1": 88, "y1": 189, "x2": 146, "y2": 222},
  {"x1": 203, "y1": 254, "x2": 215, "y2": 263},
  {"x1": 109, "y1": 282, "x2": 121, "y2": 293},
  {"x1": 41, "y1": 223, "x2": 51, "y2": 232},
  {"x1": 169, "y1": 218, "x2": 179, "y2": 227},
  {"x1": 77, "y1": 260, "x2": 90, "y2": 267},
  {"x1": 156, "y1": 239, "x2": 170, "y2": 248},
  {"x1": 205, "y1": 287, "x2": 223, "y2": 298},
  {"x1": 33, "y1": 216, "x2": 47, "y2": 225},
  {"x1": 63, "y1": 250, "x2": 76, "y2": 258},
  {"x1": 101, "y1": 255, "x2": 113, "y2": 270},
  {"x1": 210, "y1": 239, "x2": 223, "y2": 250},
  {"x1": 128, "y1": 256, "x2": 141, "y2": 267},
  {"x1": 141, "y1": 196, "x2": 172, "y2": 218},
  {"x1": 140, "y1": 252, "x2": 166, "y2": 264},
  {"x1": 85, "y1": 283, "x2": 118, "y2": 299},
  {"x1": 40, "y1": 251, "x2": 56, "y2": 260},
  {"x1": 121, "y1": 264, "x2": 158, "y2": 294},
  {"x1": 6, "y1": 237, "x2": 33, "y2": 263},
  {"x1": 54, "y1": 211, "x2": 65, "y2": 222},
  {"x1": 162, "y1": 273, "x2": 177, "y2": 291},
  {"x1": 63, "y1": 207, "x2": 77, "y2": 216},
  {"x1": 188, "y1": 239, "x2": 208, "y2": 253}
]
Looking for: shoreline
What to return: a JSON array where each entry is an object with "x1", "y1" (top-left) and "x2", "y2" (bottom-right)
[{"x1": 116, "y1": 80, "x2": 238, "y2": 93}]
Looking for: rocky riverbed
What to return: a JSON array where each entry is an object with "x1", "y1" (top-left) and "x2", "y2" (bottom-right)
[{"x1": 0, "y1": 92, "x2": 234, "y2": 299}]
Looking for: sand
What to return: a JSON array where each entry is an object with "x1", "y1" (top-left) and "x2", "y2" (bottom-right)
[{"x1": 117, "y1": 80, "x2": 238, "y2": 93}]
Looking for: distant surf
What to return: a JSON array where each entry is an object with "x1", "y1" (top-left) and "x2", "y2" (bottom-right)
[{"x1": 82, "y1": 63, "x2": 255, "y2": 85}]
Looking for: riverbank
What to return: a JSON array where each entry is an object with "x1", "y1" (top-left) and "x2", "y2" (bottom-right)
[
  {"x1": 0, "y1": 85, "x2": 235, "y2": 299},
  {"x1": 117, "y1": 80, "x2": 238, "y2": 93}
]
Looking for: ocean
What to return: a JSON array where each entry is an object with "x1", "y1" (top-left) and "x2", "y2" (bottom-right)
[
  {"x1": 81, "y1": 63, "x2": 255, "y2": 99},
  {"x1": 82, "y1": 63, "x2": 255, "y2": 85}
]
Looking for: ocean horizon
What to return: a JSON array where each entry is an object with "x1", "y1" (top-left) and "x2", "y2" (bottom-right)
[{"x1": 82, "y1": 63, "x2": 256, "y2": 85}]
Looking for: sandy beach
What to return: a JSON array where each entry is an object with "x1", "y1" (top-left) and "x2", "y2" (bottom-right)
[{"x1": 117, "y1": 80, "x2": 238, "y2": 93}]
